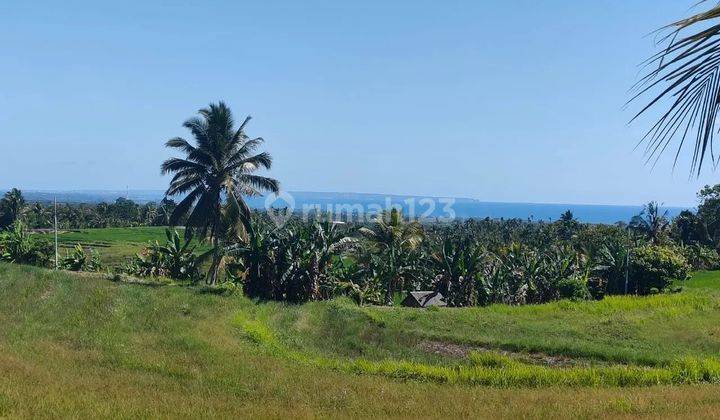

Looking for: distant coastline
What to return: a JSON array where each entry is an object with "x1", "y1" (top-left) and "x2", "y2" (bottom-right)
[{"x1": 13, "y1": 189, "x2": 689, "y2": 225}]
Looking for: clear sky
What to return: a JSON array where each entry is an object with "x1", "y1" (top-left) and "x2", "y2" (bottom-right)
[{"x1": 1, "y1": 0, "x2": 717, "y2": 206}]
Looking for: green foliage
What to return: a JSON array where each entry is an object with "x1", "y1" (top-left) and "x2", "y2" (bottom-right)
[
  {"x1": 6, "y1": 182, "x2": 720, "y2": 309},
  {"x1": 0, "y1": 222, "x2": 52, "y2": 266},
  {"x1": 593, "y1": 239, "x2": 631, "y2": 295},
  {"x1": 359, "y1": 209, "x2": 424, "y2": 305},
  {"x1": 669, "y1": 185, "x2": 720, "y2": 251},
  {"x1": 671, "y1": 210, "x2": 710, "y2": 246},
  {"x1": 430, "y1": 227, "x2": 485, "y2": 307},
  {"x1": 556, "y1": 210, "x2": 580, "y2": 241},
  {"x1": 60, "y1": 244, "x2": 102, "y2": 272},
  {"x1": 556, "y1": 276, "x2": 591, "y2": 301},
  {"x1": 678, "y1": 244, "x2": 720, "y2": 271},
  {"x1": 326, "y1": 258, "x2": 383, "y2": 305},
  {"x1": 629, "y1": 246, "x2": 691, "y2": 295},
  {"x1": 629, "y1": 202, "x2": 670, "y2": 244},
  {"x1": 632, "y1": 2, "x2": 720, "y2": 175},
  {"x1": 161, "y1": 102, "x2": 280, "y2": 285},
  {"x1": 697, "y1": 185, "x2": 720, "y2": 245},
  {"x1": 21, "y1": 197, "x2": 176, "y2": 230},
  {"x1": 233, "y1": 216, "x2": 357, "y2": 303},
  {"x1": 122, "y1": 229, "x2": 199, "y2": 281},
  {"x1": 476, "y1": 243, "x2": 591, "y2": 306},
  {"x1": 0, "y1": 188, "x2": 26, "y2": 229}
]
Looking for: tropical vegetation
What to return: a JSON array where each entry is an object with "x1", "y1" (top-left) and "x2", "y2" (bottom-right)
[
  {"x1": 0, "y1": 100, "x2": 717, "y2": 309},
  {"x1": 4, "y1": 1, "x2": 720, "y2": 413},
  {"x1": 1, "y1": 185, "x2": 714, "y2": 308},
  {"x1": 161, "y1": 101, "x2": 280, "y2": 285}
]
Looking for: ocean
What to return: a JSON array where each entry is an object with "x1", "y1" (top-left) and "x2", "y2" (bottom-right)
[{"x1": 19, "y1": 190, "x2": 688, "y2": 225}]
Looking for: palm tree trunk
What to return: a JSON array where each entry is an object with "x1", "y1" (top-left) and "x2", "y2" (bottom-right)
[
  {"x1": 208, "y1": 236, "x2": 220, "y2": 285},
  {"x1": 385, "y1": 275, "x2": 394, "y2": 306},
  {"x1": 310, "y1": 255, "x2": 320, "y2": 300}
]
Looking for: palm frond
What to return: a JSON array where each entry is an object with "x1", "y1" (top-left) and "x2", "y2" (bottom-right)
[
  {"x1": 234, "y1": 184, "x2": 262, "y2": 197},
  {"x1": 229, "y1": 152, "x2": 273, "y2": 173},
  {"x1": 632, "y1": 2, "x2": 720, "y2": 174},
  {"x1": 225, "y1": 138, "x2": 265, "y2": 166},
  {"x1": 358, "y1": 227, "x2": 378, "y2": 240},
  {"x1": 165, "y1": 137, "x2": 195, "y2": 152},
  {"x1": 233, "y1": 115, "x2": 252, "y2": 142},
  {"x1": 166, "y1": 136, "x2": 215, "y2": 166},
  {"x1": 160, "y1": 158, "x2": 207, "y2": 175},
  {"x1": 167, "y1": 176, "x2": 204, "y2": 197},
  {"x1": 236, "y1": 174, "x2": 280, "y2": 194},
  {"x1": 185, "y1": 190, "x2": 218, "y2": 239},
  {"x1": 327, "y1": 236, "x2": 359, "y2": 253},
  {"x1": 182, "y1": 117, "x2": 209, "y2": 148},
  {"x1": 169, "y1": 187, "x2": 203, "y2": 226}
]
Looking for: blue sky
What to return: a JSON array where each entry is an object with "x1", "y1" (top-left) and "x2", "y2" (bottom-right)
[{"x1": 0, "y1": 0, "x2": 717, "y2": 206}]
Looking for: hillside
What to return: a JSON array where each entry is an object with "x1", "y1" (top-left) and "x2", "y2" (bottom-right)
[{"x1": 2, "y1": 263, "x2": 720, "y2": 417}]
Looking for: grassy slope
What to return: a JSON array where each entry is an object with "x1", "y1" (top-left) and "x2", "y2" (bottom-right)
[{"x1": 2, "y1": 263, "x2": 720, "y2": 418}]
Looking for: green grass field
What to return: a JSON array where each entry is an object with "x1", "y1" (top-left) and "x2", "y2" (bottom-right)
[
  {"x1": 42, "y1": 227, "x2": 206, "y2": 267},
  {"x1": 2, "y1": 262, "x2": 720, "y2": 417}
]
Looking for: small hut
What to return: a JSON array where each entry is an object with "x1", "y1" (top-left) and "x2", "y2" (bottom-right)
[{"x1": 401, "y1": 291, "x2": 447, "y2": 308}]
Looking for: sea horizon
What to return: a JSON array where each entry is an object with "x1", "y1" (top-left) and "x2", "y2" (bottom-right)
[{"x1": 9, "y1": 188, "x2": 690, "y2": 225}]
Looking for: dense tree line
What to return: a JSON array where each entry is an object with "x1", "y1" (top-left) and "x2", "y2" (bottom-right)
[
  {"x1": 3, "y1": 102, "x2": 719, "y2": 307},
  {"x1": 0, "y1": 192, "x2": 177, "y2": 230},
  {"x1": 212, "y1": 207, "x2": 698, "y2": 306},
  {"x1": 3, "y1": 181, "x2": 714, "y2": 307}
]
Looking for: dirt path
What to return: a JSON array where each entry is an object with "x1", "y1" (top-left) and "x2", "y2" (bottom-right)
[{"x1": 417, "y1": 340, "x2": 590, "y2": 367}]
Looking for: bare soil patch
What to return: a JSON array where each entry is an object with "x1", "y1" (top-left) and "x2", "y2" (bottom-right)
[{"x1": 417, "y1": 340, "x2": 587, "y2": 367}]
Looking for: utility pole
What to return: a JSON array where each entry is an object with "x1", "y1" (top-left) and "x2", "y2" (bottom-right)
[{"x1": 54, "y1": 197, "x2": 58, "y2": 270}]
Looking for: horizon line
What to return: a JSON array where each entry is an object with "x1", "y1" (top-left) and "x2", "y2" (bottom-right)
[{"x1": 6, "y1": 187, "x2": 694, "y2": 209}]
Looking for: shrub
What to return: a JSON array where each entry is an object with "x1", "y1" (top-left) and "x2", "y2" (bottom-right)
[
  {"x1": 0, "y1": 222, "x2": 52, "y2": 266},
  {"x1": 629, "y1": 246, "x2": 691, "y2": 295},
  {"x1": 586, "y1": 276, "x2": 606, "y2": 300},
  {"x1": 557, "y1": 276, "x2": 591, "y2": 301},
  {"x1": 678, "y1": 244, "x2": 720, "y2": 270},
  {"x1": 593, "y1": 241, "x2": 631, "y2": 296},
  {"x1": 60, "y1": 244, "x2": 102, "y2": 272},
  {"x1": 122, "y1": 229, "x2": 198, "y2": 281}
]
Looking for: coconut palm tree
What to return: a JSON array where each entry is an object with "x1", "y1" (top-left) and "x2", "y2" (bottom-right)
[
  {"x1": 29, "y1": 203, "x2": 50, "y2": 229},
  {"x1": 0, "y1": 188, "x2": 26, "y2": 228},
  {"x1": 162, "y1": 102, "x2": 280, "y2": 284},
  {"x1": 632, "y1": 2, "x2": 720, "y2": 174},
  {"x1": 629, "y1": 201, "x2": 669, "y2": 244},
  {"x1": 359, "y1": 209, "x2": 424, "y2": 305}
]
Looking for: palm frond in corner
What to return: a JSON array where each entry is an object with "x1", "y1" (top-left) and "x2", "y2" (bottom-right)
[{"x1": 631, "y1": 1, "x2": 720, "y2": 175}]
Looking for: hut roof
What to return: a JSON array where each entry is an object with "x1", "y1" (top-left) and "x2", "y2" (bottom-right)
[{"x1": 401, "y1": 291, "x2": 447, "y2": 308}]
